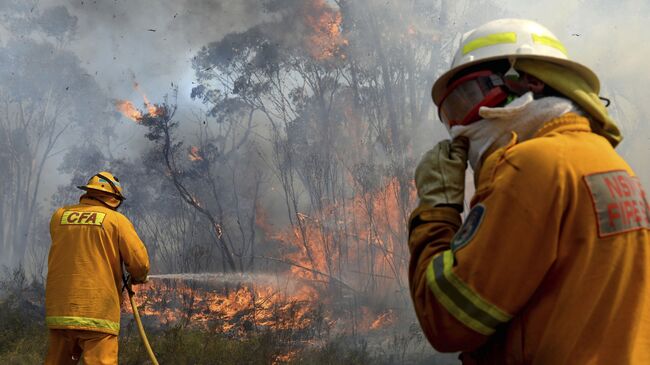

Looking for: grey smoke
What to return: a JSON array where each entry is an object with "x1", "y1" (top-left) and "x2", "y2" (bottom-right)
[{"x1": 1, "y1": 0, "x2": 649, "y2": 270}]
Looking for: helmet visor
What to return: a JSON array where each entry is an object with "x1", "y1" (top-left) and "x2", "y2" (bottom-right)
[{"x1": 438, "y1": 71, "x2": 508, "y2": 128}]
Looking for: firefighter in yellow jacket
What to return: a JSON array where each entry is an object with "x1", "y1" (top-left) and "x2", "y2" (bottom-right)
[
  {"x1": 409, "y1": 19, "x2": 650, "y2": 364},
  {"x1": 45, "y1": 172, "x2": 150, "y2": 365}
]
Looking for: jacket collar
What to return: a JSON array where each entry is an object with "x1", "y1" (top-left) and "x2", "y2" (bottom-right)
[
  {"x1": 533, "y1": 112, "x2": 592, "y2": 138},
  {"x1": 80, "y1": 196, "x2": 115, "y2": 209},
  {"x1": 474, "y1": 113, "x2": 591, "y2": 198}
]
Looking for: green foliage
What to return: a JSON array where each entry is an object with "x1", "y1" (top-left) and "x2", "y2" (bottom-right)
[
  {"x1": 0, "y1": 304, "x2": 454, "y2": 365},
  {"x1": 0, "y1": 279, "x2": 374, "y2": 365},
  {"x1": 119, "y1": 326, "x2": 291, "y2": 365},
  {"x1": 290, "y1": 336, "x2": 372, "y2": 365}
]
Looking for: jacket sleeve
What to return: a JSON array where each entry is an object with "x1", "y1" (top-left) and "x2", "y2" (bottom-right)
[
  {"x1": 408, "y1": 205, "x2": 490, "y2": 352},
  {"x1": 117, "y1": 215, "x2": 150, "y2": 282},
  {"x1": 408, "y1": 140, "x2": 564, "y2": 352}
]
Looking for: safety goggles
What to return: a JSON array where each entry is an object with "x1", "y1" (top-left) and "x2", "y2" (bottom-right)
[{"x1": 438, "y1": 71, "x2": 509, "y2": 128}]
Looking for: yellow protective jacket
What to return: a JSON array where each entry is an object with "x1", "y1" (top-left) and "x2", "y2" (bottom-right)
[
  {"x1": 46, "y1": 197, "x2": 150, "y2": 335},
  {"x1": 408, "y1": 114, "x2": 650, "y2": 364}
]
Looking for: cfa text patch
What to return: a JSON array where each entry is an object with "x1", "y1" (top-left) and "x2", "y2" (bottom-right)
[
  {"x1": 584, "y1": 170, "x2": 650, "y2": 237},
  {"x1": 60, "y1": 211, "x2": 106, "y2": 226}
]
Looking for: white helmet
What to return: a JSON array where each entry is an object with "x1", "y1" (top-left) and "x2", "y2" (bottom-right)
[{"x1": 431, "y1": 18, "x2": 599, "y2": 106}]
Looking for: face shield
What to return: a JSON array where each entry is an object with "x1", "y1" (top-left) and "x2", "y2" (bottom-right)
[{"x1": 438, "y1": 71, "x2": 509, "y2": 129}]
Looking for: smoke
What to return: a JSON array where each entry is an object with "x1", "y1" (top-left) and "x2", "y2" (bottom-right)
[
  {"x1": 33, "y1": 0, "x2": 650, "y2": 157},
  {"x1": 1, "y1": 2, "x2": 648, "y2": 362},
  {"x1": 52, "y1": 0, "x2": 269, "y2": 99},
  {"x1": 2, "y1": 0, "x2": 650, "y2": 275}
]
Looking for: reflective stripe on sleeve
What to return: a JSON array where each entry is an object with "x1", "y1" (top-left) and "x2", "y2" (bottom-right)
[
  {"x1": 46, "y1": 316, "x2": 120, "y2": 333},
  {"x1": 462, "y1": 32, "x2": 517, "y2": 55},
  {"x1": 425, "y1": 250, "x2": 512, "y2": 335},
  {"x1": 531, "y1": 34, "x2": 568, "y2": 55}
]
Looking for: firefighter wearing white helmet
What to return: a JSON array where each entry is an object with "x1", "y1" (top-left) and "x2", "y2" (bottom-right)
[
  {"x1": 45, "y1": 171, "x2": 150, "y2": 364},
  {"x1": 408, "y1": 19, "x2": 650, "y2": 364}
]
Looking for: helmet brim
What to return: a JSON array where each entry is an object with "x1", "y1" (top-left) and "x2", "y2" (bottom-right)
[{"x1": 77, "y1": 185, "x2": 126, "y2": 200}]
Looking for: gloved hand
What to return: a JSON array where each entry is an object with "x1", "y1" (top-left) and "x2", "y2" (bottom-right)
[
  {"x1": 414, "y1": 137, "x2": 469, "y2": 211},
  {"x1": 130, "y1": 275, "x2": 149, "y2": 285}
]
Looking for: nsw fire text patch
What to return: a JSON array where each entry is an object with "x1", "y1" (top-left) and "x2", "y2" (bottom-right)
[{"x1": 584, "y1": 170, "x2": 650, "y2": 237}]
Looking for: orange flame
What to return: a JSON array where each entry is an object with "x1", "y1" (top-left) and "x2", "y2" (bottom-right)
[
  {"x1": 115, "y1": 83, "x2": 162, "y2": 121},
  {"x1": 134, "y1": 82, "x2": 161, "y2": 116},
  {"x1": 304, "y1": 0, "x2": 348, "y2": 60},
  {"x1": 257, "y1": 177, "x2": 415, "y2": 292},
  {"x1": 125, "y1": 279, "x2": 320, "y2": 334},
  {"x1": 188, "y1": 146, "x2": 203, "y2": 161},
  {"x1": 273, "y1": 350, "x2": 298, "y2": 364},
  {"x1": 115, "y1": 100, "x2": 142, "y2": 121},
  {"x1": 123, "y1": 180, "x2": 409, "y2": 353},
  {"x1": 124, "y1": 274, "x2": 399, "y2": 346},
  {"x1": 370, "y1": 309, "x2": 397, "y2": 330}
]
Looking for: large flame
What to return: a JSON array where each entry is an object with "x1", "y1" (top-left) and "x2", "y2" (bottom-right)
[
  {"x1": 259, "y1": 178, "x2": 414, "y2": 286},
  {"x1": 304, "y1": 0, "x2": 348, "y2": 60},
  {"x1": 125, "y1": 276, "x2": 399, "y2": 340},
  {"x1": 125, "y1": 278, "x2": 327, "y2": 363},
  {"x1": 124, "y1": 277, "x2": 323, "y2": 346},
  {"x1": 118, "y1": 75, "x2": 415, "y2": 358},
  {"x1": 123, "y1": 178, "x2": 412, "y2": 358}
]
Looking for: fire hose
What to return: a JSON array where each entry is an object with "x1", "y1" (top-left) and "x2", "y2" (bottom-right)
[{"x1": 123, "y1": 275, "x2": 160, "y2": 365}]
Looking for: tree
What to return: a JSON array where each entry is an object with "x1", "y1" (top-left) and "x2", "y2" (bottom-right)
[
  {"x1": 187, "y1": 0, "x2": 446, "y2": 298},
  {"x1": 130, "y1": 90, "x2": 263, "y2": 273},
  {"x1": 0, "y1": 40, "x2": 110, "y2": 268},
  {"x1": 0, "y1": 3, "x2": 109, "y2": 270}
]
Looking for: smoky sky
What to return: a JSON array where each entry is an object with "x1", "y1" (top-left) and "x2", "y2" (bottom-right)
[
  {"x1": 49, "y1": 0, "x2": 269, "y2": 103},
  {"x1": 3, "y1": 0, "x2": 650, "y2": 195}
]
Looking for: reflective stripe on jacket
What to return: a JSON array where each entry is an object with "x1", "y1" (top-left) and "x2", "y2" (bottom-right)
[
  {"x1": 408, "y1": 114, "x2": 650, "y2": 364},
  {"x1": 46, "y1": 197, "x2": 150, "y2": 335}
]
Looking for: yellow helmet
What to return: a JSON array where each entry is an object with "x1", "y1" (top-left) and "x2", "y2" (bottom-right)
[{"x1": 77, "y1": 171, "x2": 125, "y2": 200}]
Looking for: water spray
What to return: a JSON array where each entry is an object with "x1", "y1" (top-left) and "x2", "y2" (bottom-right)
[
  {"x1": 147, "y1": 272, "x2": 306, "y2": 288},
  {"x1": 148, "y1": 272, "x2": 285, "y2": 283}
]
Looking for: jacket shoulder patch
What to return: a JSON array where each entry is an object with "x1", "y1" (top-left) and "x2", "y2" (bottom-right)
[
  {"x1": 583, "y1": 170, "x2": 650, "y2": 237},
  {"x1": 451, "y1": 204, "x2": 486, "y2": 252},
  {"x1": 60, "y1": 210, "x2": 106, "y2": 226}
]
